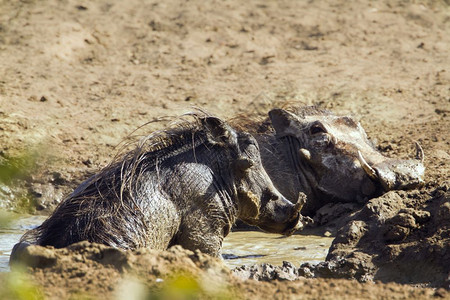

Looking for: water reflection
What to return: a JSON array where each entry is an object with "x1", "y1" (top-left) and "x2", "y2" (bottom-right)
[
  {"x1": 0, "y1": 215, "x2": 46, "y2": 272},
  {"x1": 222, "y1": 231, "x2": 333, "y2": 269},
  {"x1": 0, "y1": 217, "x2": 333, "y2": 272}
]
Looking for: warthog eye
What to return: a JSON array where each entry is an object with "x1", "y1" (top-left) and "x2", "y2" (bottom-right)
[
  {"x1": 235, "y1": 158, "x2": 254, "y2": 171},
  {"x1": 309, "y1": 122, "x2": 327, "y2": 135}
]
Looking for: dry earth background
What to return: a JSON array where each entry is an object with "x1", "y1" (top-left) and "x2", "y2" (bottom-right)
[{"x1": 0, "y1": 0, "x2": 449, "y2": 299}]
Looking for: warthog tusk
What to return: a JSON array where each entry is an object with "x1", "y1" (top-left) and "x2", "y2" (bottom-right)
[
  {"x1": 414, "y1": 141, "x2": 424, "y2": 163},
  {"x1": 299, "y1": 148, "x2": 311, "y2": 161},
  {"x1": 358, "y1": 151, "x2": 378, "y2": 180}
]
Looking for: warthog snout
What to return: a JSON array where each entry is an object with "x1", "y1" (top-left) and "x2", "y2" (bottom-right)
[
  {"x1": 358, "y1": 142, "x2": 425, "y2": 191},
  {"x1": 257, "y1": 192, "x2": 305, "y2": 236}
]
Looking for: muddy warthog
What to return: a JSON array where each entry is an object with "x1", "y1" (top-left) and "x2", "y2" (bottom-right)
[
  {"x1": 252, "y1": 107, "x2": 425, "y2": 215},
  {"x1": 12, "y1": 113, "x2": 304, "y2": 258}
]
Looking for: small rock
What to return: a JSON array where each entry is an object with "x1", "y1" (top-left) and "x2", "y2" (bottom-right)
[
  {"x1": 298, "y1": 264, "x2": 315, "y2": 278},
  {"x1": 437, "y1": 201, "x2": 450, "y2": 221},
  {"x1": 276, "y1": 261, "x2": 298, "y2": 281},
  {"x1": 14, "y1": 245, "x2": 57, "y2": 269},
  {"x1": 76, "y1": 5, "x2": 88, "y2": 11},
  {"x1": 412, "y1": 210, "x2": 431, "y2": 224},
  {"x1": 97, "y1": 247, "x2": 130, "y2": 271},
  {"x1": 384, "y1": 225, "x2": 410, "y2": 242},
  {"x1": 294, "y1": 246, "x2": 307, "y2": 250},
  {"x1": 434, "y1": 288, "x2": 448, "y2": 298},
  {"x1": 389, "y1": 213, "x2": 417, "y2": 228},
  {"x1": 334, "y1": 220, "x2": 367, "y2": 245}
]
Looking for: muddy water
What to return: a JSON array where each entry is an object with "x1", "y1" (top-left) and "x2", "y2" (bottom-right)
[
  {"x1": 0, "y1": 215, "x2": 47, "y2": 272},
  {"x1": 0, "y1": 217, "x2": 333, "y2": 272},
  {"x1": 222, "y1": 231, "x2": 333, "y2": 269}
]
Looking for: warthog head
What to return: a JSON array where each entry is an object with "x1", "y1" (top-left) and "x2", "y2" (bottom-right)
[
  {"x1": 202, "y1": 117, "x2": 304, "y2": 236},
  {"x1": 263, "y1": 107, "x2": 425, "y2": 215}
]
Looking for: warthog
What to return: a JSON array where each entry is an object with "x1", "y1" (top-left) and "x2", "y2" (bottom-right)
[
  {"x1": 12, "y1": 113, "x2": 304, "y2": 258},
  {"x1": 252, "y1": 107, "x2": 425, "y2": 215}
]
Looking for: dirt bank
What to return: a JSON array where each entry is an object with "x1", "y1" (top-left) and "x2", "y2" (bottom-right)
[
  {"x1": 3, "y1": 242, "x2": 447, "y2": 299},
  {"x1": 1, "y1": 0, "x2": 449, "y2": 298}
]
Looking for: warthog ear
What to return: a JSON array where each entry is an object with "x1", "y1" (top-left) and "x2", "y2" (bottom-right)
[
  {"x1": 237, "y1": 189, "x2": 260, "y2": 221},
  {"x1": 201, "y1": 116, "x2": 236, "y2": 146},
  {"x1": 268, "y1": 108, "x2": 299, "y2": 138}
]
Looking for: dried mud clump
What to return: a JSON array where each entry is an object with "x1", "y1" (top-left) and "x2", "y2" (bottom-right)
[
  {"x1": 312, "y1": 187, "x2": 450, "y2": 288},
  {"x1": 4, "y1": 241, "x2": 448, "y2": 300},
  {"x1": 7, "y1": 242, "x2": 235, "y2": 299},
  {"x1": 233, "y1": 187, "x2": 449, "y2": 290}
]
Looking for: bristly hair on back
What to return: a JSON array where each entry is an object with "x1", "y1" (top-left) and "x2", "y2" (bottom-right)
[
  {"x1": 85, "y1": 109, "x2": 219, "y2": 205},
  {"x1": 19, "y1": 110, "x2": 225, "y2": 247},
  {"x1": 284, "y1": 105, "x2": 332, "y2": 118},
  {"x1": 229, "y1": 103, "x2": 331, "y2": 135}
]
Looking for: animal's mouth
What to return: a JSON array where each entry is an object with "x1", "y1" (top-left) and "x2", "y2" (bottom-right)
[
  {"x1": 282, "y1": 212, "x2": 303, "y2": 236},
  {"x1": 257, "y1": 208, "x2": 304, "y2": 236},
  {"x1": 281, "y1": 193, "x2": 307, "y2": 236}
]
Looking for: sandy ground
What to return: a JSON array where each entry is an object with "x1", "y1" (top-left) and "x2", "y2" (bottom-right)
[{"x1": 0, "y1": 0, "x2": 449, "y2": 298}]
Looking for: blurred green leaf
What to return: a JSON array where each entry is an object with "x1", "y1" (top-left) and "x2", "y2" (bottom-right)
[
  {"x1": 0, "y1": 209, "x2": 17, "y2": 229},
  {"x1": 147, "y1": 273, "x2": 233, "y2": 300},
  {"x1": 0, "y1": 151, "x2": 37, "y2": 185},
  {"x1": 0, "y1": 150, "x2": 40, "y2": 214},
  {"x1": 161, "y1": 275, "x2": 201, "y2": 299},
  {"x1": 0, "y1": 268, "x2": 44, "y2": 300}
]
